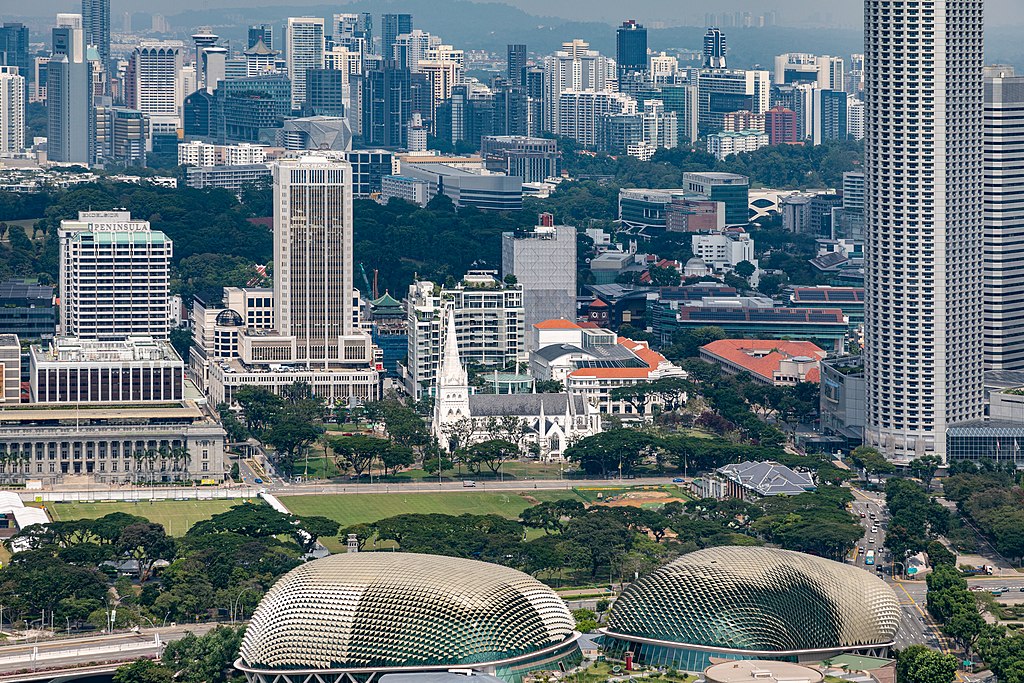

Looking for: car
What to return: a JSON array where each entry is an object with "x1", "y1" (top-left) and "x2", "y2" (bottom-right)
[
  {"x1": 970, "y1": 586, "x2": 984, "y2": 592},
  {"x1": 1000, "y1": 586, "x2": 1010, "y2": 592},
  {"x1": 463, "y1": 480, "x2": 477, "y2": 487},
  {"x1": 672, "y1": 478, "x2": 684, "y2": 483},
  {"x1": 869, "y1": 537, "x2": 876, "y2": 543},
  {"x1": 1018, "y1": 587, "x2": 1024, "y2": 592},
  {"x1": 254, "y1": 477, "x2": 263, "y2": 484},
  {"x1": 860, "y1": 512, "x2": 867, "y2": 518}
]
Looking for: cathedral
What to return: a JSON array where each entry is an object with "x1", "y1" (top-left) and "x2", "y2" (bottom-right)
[{"x1": 432, "y1": 311, "x2": 602, "y2": 460}]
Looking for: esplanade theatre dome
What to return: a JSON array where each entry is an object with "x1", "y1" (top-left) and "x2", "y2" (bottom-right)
[
  {"x1": 235, "y1": 552, "x2": 582, "y2": 683},
  {"x1": 602, "y1": 546, "x2": 901, "y2": 672}
]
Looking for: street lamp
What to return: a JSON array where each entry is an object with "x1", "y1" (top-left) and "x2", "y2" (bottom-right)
[{"x1": 232, "y1": 587, "x2": 255, "y2": 623}]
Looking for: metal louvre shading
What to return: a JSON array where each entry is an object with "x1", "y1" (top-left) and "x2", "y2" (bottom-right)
[
  {"x1": 240, "y1": 553, "x2": 577, "y2": 671},
  {"x1": 605, "y1": 547, "x2": 900, "y2": 652}
]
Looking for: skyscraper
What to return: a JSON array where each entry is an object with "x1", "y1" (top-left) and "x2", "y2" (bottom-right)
[
  {"x1": 502, "y1": 214, "x2": 577, "y2": 349},
  {"x1": 361, "y1": 59, "x2": 411, "y2": 148},
  {"x1": 48, "y1": 16, "x2": 94, "y2": 164},
  {"x1": 0, "y1": 23, "x2": 31, "y2": 79},
  {"x1": 286, "y1": 17, "x2": 325, "y2": 111},
  {"x1": 703, "y1": 27, "x2": 727, "y2": 68},
  {"x1": 273, "y1": 156, "x2": 355, "y2": 365},
  {"x1": 59, "y1": 211, "x2": 172, "y2": 340},
  {"x1": 0, "y1": 66, "x2": 24, "y2": 153},
  {"x1": 248, "y1": 24, "x2": 273, "y2": 51},
  {"x1": 124, "y1": 41, "x2": 184, "y2": 120},
  {"x1": 81, "y1": 0, "x2": 110, "y2": 68},
  {"x1": 984, "y1": 66, "x2": 1024, "y2": 370},
  {"x1": 864, "y1": 0, "x2": 985, "y2": 461},
  {"x1": 381, "y1": 14, "x2": 412, "y2": 63},
  {"x1": 507, "y1": 44, "x2": 527, "y2": 87},
  {"x1": 616, "y1": 20, "x2": 647, "y2": 78}
]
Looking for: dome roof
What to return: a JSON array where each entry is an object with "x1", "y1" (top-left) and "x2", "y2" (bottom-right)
[
  {"x1": 239, "y1": 552, "x2": 577, "y2": 671},
  {"x1": 605, "y1": 547, "x2": 900, "y2": 653}
]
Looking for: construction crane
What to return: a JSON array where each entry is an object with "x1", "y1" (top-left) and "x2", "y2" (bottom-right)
[{"x1": 358, "y1": 263, "x2": 373, "y2": 299}]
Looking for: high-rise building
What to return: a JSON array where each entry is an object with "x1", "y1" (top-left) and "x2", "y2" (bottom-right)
[
  {"x1": 81, "y1": 0, "x2": 110, "y2": 69},
  {"x1": 543, "y1": 39, "x2": 615, "y2": 134},
  {"x1": 0, "y1": 23, "x2": 31, "y2": 80},
  {"x1": 381, "y1": 14, "x2": 412, "y2": 64},
  {"x1": 0, "y1": 66, "x2": 25, "y2": 153},
  {"x1": 361, "y1": 59, "x2": 411, "y2": 148},
  {"x1": 774, "y1": 53, "x2": 845, "y2": 90},
  {"x1": 507, "y1": 44, "x2": 527, "y2": 87},
  {"x1": 47, "y1": 17, "x2": 94, "y2": 164},
  {"x1": 124, "y1": 41, "x2": 184, "y2": 122},
  {"x1": 765, "y1": 105, "x2": 798, "y2": 145},
  {"x1": 864, "y1": 0, "x2": 985, "y2": 461},
  {"x1": 305, "y1": 68, "x2": 346, "y2": 117},
  {"x1": 285, "y1": 17, "x2": 325, "y2": 111},
  {"x1": 248, "y1": 24, "x2": 273, "y2": 51},
  {"x1": 696, "y1": 68, "x2": 771, "y2": 134},
  {"x1": 811, "y1": 89, "x2": 848, "y2": 144},
  {"x1": 984, "y1": 66, "x2": 1024, "y2": 370},
  {"x1": 616, "y1": 20, "x2": 648, "y2": 79},
  {"x1": 502, "y1": 214, "x2": 577, "y2": 349},
  {"x1": 243, "y1": 38, "x2": 278, "y2": 77},
  {"x1": 59, "y1": 211, "x2": 172, "y2": 340},
  {"x1": 703, "y1": 27, "x2": 727, "y2": 68},
  {"x1": 273, "y1": 156, "x2": 356, "y2": 364}
]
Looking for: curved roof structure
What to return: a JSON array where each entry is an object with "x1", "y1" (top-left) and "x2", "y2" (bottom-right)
[
  {"x1": 238, "y1": 553, "x2": 577, "y2": 673},
  {"x1": 605, "y1": 547, "x2": 900, "y2": 654}
]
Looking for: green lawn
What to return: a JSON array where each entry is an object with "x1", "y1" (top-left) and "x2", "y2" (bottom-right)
[{"x1": 48, "y1": 499, "x2": 254, "y2": 536}]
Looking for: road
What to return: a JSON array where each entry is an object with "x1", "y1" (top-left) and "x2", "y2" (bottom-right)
[{"x1": 0, "y1": 623, "x2": 219, "y2": 676}]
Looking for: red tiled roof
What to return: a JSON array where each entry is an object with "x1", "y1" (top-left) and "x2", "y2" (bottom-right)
[
  {"x1": 567, "y1": 336, "x2": 671, "y2": 380},
  {"x1": 589, "y1": 298, "x2": 609, "y2": 308},
  {"x1": 699, "y1": 339, "x2": 826, "y2": 383},
  {"x1": 534, "y1": 319, "x2": 582, "y2": 330}
]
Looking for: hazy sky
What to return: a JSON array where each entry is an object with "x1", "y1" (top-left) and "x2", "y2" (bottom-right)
[{"x1": 9, "y1": 0, "x2": 1023, "y2": 27}]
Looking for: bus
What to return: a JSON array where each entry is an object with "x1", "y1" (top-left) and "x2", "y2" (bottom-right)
[{"x1": 865, "y1": 550, "x2": 876, "y2": 566}]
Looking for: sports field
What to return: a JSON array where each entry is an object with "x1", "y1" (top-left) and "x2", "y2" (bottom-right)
[
  {"x1": 280, "y1": 489, "x2": 579, "y2": 530},
  {"x1": 48, "y1": 499, "x2": 252, "y2": 536}
]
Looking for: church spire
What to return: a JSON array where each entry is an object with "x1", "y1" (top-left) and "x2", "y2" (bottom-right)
[{"x1": 439, "y1": 308, "x2": 468, "y2": 388}]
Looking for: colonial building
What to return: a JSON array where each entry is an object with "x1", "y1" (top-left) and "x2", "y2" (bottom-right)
[{"x1": 432, "y1": 312, "x2": 600, "y2": 460}]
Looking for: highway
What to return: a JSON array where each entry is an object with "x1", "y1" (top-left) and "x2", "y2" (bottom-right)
[{"x1": 0, "y1": 624, "x2": 218, "y2": 677}]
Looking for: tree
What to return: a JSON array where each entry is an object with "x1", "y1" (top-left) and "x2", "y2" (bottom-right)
[
  {"x1": 326, "y1": 434, "x2": 388, "y2": 476},
  {"x1": 265, "y1": 409, "x2": 323, "y2": 476},
  {"x1": 113, "y1": 659, "x2": 174, "y2": 683},
  {"x1": 946, "y1": 609, "x2": 986, "y2": 656},
  {"x1": 564, "y1": 430, "x2": 658, "y2": 477},
  {"x1": 535, "y1": 380, "x2": 564, "y2": 393},
  {"x1": 117, "y1": 522, "x2": 175, "y2": 581},
  {"x1": 850, "y1": 446, "x2": 895, "y2": 482},
  {"x1": 295, "y1": 516, "x2": 340, "y2": 553},
  {"x1": 188, "y1": 503, "x2": 294, "y2": 538},
  {"x1": 520, "y1": 500, "x2": 586, "y2": 534},
  {"x1": 162, "y1": 626, "x2": 244, "y2": 683},
  {"x1": 572, "y1": 608, "x2": 599, "y2": 633},
  {"x1": 910, "y1": 455, "x2": 943, "y2": 492},
  {"x1": 466, "y1": 439, "x2": 520, "y2": 475},
  {"x1": 896, "y1": 645, "x2": 958, "y2": 683},
  {"x1": 233, "y1": 386, "x2": 283, "y2": 435},
  {"x1": 734, "y1": 260, "x2": 756, "y2": 279}
]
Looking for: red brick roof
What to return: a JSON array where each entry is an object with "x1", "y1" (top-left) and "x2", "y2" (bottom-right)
[
  {"x1": 533, "y1": 319, "x2": 582, "y2": 330},
  {"x1": 568, "y1": 337, "x2": 672, "y2": 380}
]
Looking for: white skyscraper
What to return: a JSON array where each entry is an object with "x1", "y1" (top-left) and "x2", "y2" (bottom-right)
[
  {"x1": 542, "y1": 39, "x2": 615, "y2": 134},
  {"x1": 984, "y1": 66, "x2": 1024, "y2": 370},
  {"x1": 285, "y1": 17, "x2": 325, "y2": 110},
  {"x1": 0, "y1": 66, "x2": 25, "y2": 153},
  {"x1": 864, "y1": 0, "x2": 985, "y2": 461},
  {"x1": 273, "y1": 155, "x2": 356, "y2": 365},
  {"x1": 59, "y1": 211, "x2": 172, "y2": 340},
  {"x1": 125, "y1": 41, "x2": 184, "y2": 121}
]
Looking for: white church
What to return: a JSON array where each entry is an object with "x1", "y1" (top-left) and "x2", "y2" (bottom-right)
[{"x1": 432, "y1": 311, "x2": 602, "y2": 460}]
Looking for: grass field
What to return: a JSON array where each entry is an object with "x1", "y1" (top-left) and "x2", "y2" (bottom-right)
[{"x1": 48, "y1": 499, "x2": 253, "y2": 536}]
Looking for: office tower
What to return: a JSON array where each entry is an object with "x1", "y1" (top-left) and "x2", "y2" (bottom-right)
[
  {"x1": 191, "y1": 28, "x2": 218, "y2": 89},
  {"x1": 244, "y1": 38, "x2": 277, "y2": 77},
  {"x1": 811, "y1": 89, "x2": 848, "y2": 144},
  {"x1": 124, "y1": 41, "x2": 183, "y2": 120},
  {"x1": 696, "y1": 68, "x2": 771, "y2": 134},
  {"x1": 864, "y1": 0, "x2": 984, "y2": 461},
  {"x1": 774, "y1": 53, "x2": 845, "y2": 91},
  {"x1": 0, "y1": 23, "x2": 31, "y2": 79},
  {"x1": 525, "y1": 66, "x2": 545, "y2": 137},
  {"x1": 59, "y1": 211, "x2": 172, "y2": 339},
  {"x1": 273, "y1": 156, "x2": 355, "y2": 364},
  {"x1": 507, "y1": 44, "x2": 527, "y2": 87},
  {"x1": 81, "y1": 0, "x2": 110, "y2": 69},
  {"x1": 616, "y1": 20, "x2": 648, "y2": 79},
  {"x1": 94, "y1": 105, "x2": 148, "y2": 166},
  {"x1": 703, "y1": 27, "x2": 727, "y2": 68},
  {"x1": 361, "y1": 60, "x2": 411, "y2": 148},
  {"x1": 381, "y1": 14, "x2": 412, "y2": 64},
  {"x1": 249, "y1": 25, "x2": 273, "y2": 51},
  {"x1": 305, "y1": 68, "x2": 346, "y2": 117},
  {"x1": 846, "y1": 97, "x2": 865, "y2": 140},
  {"x1": 984, "y1": 66, "x2": 1024, "y2": 370},
  {"x1": 286, "y1": 17, "x2": 325, "y2": 111},
  {"x1": 501, "y1": 215, "x2": 577, "y2": 349},
  {"x1": 393, "y1": 30, "x2": 435, "y2": 72},
  {"x1": 0, "y1": 66, "x2": 24, "y2": 153},
  {"x1": 48, "y1": 18, "x2": 94, "y2": 164},
  {"x1": 202, "y1": 46, "x2": 227, "y2": 94}
]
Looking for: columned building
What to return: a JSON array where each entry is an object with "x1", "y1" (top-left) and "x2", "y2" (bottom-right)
[
  {"x1": 984, "y1": 66, "x2": 1024, "y2": 370},
  {"x1": 864, "y1": 0, "x2": 985, "y2": 461}
]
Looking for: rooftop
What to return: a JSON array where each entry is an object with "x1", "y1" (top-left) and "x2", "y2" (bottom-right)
[
  {"x1": 700, "y1": 339, "x2": 827, "y2": 383},
  {"x1": 705, "y1": 660, "x2": 823, "y2": 683},
  {"x1": 717, "y1": 461, "x2": 816, "y2": 496}
]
